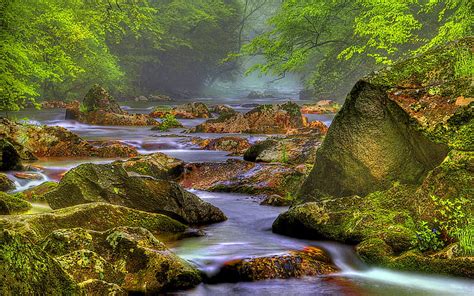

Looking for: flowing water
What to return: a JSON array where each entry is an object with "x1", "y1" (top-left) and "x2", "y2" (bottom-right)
[{"x1": 5, "y1": 100, "x2": 474, "y2": 295}]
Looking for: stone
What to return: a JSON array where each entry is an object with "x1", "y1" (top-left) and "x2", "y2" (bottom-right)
[
  {"x1": 210, "y1": 104, "x2": 237, "y2": 116},
  {"x1": 0, "y1": 173, "x2": 14, "y2": 191},
  {"x1": 0, "y1": 138, "x2": 22, "y2": 170},
  {"x1": 21, "y1": 181, "x2": 58, "y2": 202},
  {"x1": 190, "y1": 102, "x2": 307, "y2": 134},
  {"x1": 300, "y1": 101, "x2": 340, "y2": 114},
  {"x1": 78, "y1": 280, "x2": 127, "y2": 296},
  {"x1": 43, "y1": 163, "x2": 226, "y2": 225},
  {"x1": 0, "y1": 230, "x2": 80, "y2": 295},
  {"x1": 113, "y1": 152, "x2": 184, "y2": 180},
  {"x1": 191, "y1": 136, "x2": 251, "y2": 155},
  {"x1": 181, "y1": 160, "x2": 305, "y2": 198},
  {"x1": 150, "y1": 102, "x2": 211, "y2": 119},
  {"x1": 0, "y1": 202, "x2": 187, "y2": 241},
  {"x1": 0, "y1": 118, "x2": 138, "y2": 158},
  {"x1": 209, "y1": 247, "x2": 337, "y2": 283},
  {"x1": 0, "y1": 192, "x2": 32, "y2": 215}
]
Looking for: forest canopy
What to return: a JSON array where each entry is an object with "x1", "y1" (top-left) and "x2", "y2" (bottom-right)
[
  {"x1": 0, "y1": 0, "x2": 241, "y2": 110},
  {"x1": 0, "y1": 0, "x2": 472, "y2": 110}
]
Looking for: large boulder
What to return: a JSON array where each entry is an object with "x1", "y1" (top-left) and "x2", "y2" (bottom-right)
[
  {"x1": 0, "y1": 202, "x2": 186, "y2": 241},
  {"x1": 21, "y1": 181, "x2": 58, "y2": 202},
  {"x1": 209, "y1": 247, "x2": 337, "y2": 283},
  {"x1": 0, "y1": 118, "x2": 137, "y2": 158},
  {"x1": 299, "y1": 39, "x2": 473, "y2": 201},
  {"x1": 66, "y1": 85, "x2": 158, "y2": 126},
  {"x1": 42, "y1": 227, "x2": 201, "y2": 293},
  {"x1": 274, "y1": 38, "x2": 474, "y2": 277},
  {"x1": 43, "y1": 163, "x2": 226, "y2": 225},
  {"x1": 190, "y1": 102, "x2": 307, "y2": 134},
  {"x1": 210, "y1": 104, "x2": 237, "y2": 116},
  {"x1": 0, "y1": 230, "x2": 80, "y2": 295}
]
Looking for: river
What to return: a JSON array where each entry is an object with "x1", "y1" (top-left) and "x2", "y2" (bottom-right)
[{"x1": 6, "y1": 99, "x2": 474, "y2": 295}]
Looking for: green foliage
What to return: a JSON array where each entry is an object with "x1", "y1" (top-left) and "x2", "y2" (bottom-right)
[
  {"x1": 158, "y1": 114, "x2": 181, "y2": 131},
  {"x1": 280, "y1": 144, "x2": 288, "y2": 163},
  {"x1": 454, "y1": 49, "x2": 473, "y2": 78},
  {"x1": 78, "y1": 103, "x2": 88, "y2": 114},
  {"x1": 456, "y1": 222, "x2": 474, "y2": 256},
  {"x1": 241, "y1": 0, "x2": 473, "y2": 100},
  {"x1": 1, "y1": 0, "x2": 242, "y2": 110},
  {"x1": 414, "y1": 221, "x2": 444, "y2": 252},
  {"x1": 431, "y1": 194, "x2": 470, "y2": 237}
]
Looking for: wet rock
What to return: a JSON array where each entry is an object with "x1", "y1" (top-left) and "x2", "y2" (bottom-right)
[
  {"x1": 0, "y1": 229, "x2": 80, "y2": 295},
  {"x1": 191, "y1": 102, "x2": 306, "y2": 134},
  {"x1": 191, "y1": 136, "x2": 251, "y2": 155},
  {"x1": 13, "y1": 172, "x2": 43, "y2": 180},
  {"x1": 66, "y1": 85, "x2": 158, "y2": 126},
  {"x1": 0, "y1": 173, "x2": 14, "y2": 191},
  {"x1": 0, "y1": 202, "x2": 186, "y2": 241},
  {"x1": 210, "y1": 104, "x2": 237, "y2": 116},
  {"x1": 300, "y1": 101, "x2": 341, "y2": 114},
  {"x1": 44, "y1": 163, "x2": 226, "y2": 225},
  {"x1": 0, "y1": 192, "x2": 32, "y2": 215},
  {"x1": 78, "y1": 280, "x2": 127, "y2": 296},
  {"x1": 244, "y1": 135, "x2": 323, "y2": 164},
  {"x1": 113, "y1": 152, "x2": 185, "y2": 180},
  {"x1": 209, "y1": 247, "x2": 337, "y2": 283},
  {"x1": 22, "y1": 181, "x2": 58, "y2": 202},
  {"x1": 45, "y1": 227, "x2": 202, "y2": 293},
  {"x1": 0, "y1": 118, "x2": 137, "y2": 158},
  {"x1": 181, "y1": 160, "x2": 305, "y2": 198},
  {"x1": 41, "y1": 100, "x2": 78, "y2": 109},
  {"x1": 150, "y1": 102, "x2": 211, "y2": 119},
  {"x1": 260, "y1": 194, "x2": 293, "y2": 206},
  {"x1": 0, "y1": 138, "x2": 23, "y2": 170}
]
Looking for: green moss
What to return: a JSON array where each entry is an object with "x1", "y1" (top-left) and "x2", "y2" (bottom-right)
[
  {"x1": 0, "y1": 192, "x2": 32, "y2": 214},
  {"x1": 0, "y1": 230, "x2": 80, "y2": 295}
]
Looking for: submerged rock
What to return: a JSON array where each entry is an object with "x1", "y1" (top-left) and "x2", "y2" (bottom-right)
[
  {"x1": 0, "y1": 118, "x2": 137, "y2": 158},
  {"x1": 190, "y1": 102, "x2": 307, "y2": 134},
  {"x1": 44, "y1": 163, "x2": 226, "y2": 225},
  {"x1": 66, "y1": 85, "x2": 158, "y2": 126},
  {"x1": 0, "y1": 230, "x2": 80, "y2": 295},
  {"x1": 209, "y1": 247, "x2": 337, "y2": 283}
]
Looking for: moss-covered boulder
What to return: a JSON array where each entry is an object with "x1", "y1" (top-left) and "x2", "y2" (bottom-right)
[
  {"x1": 41, "y1": 227, "x2": 202, "y2": 293},
  {"x1": 78, "y1": 280, "x2": 127, "y2": 296},
  {"x1": 113, "y1": 152, "x2": 184, "y2": 180},
  {"x1": 299, "y1": 39, "x2": 473, "y2": 201},
  {"x1": 244, "y1": 134, "x2": 323, "y2": 164},
  {"x1": 190, "y1": 102, "x2": 307, "y2": 134},
  {"x1": 0, "y1": 230, "x2": 80, "y2": 295},
  {"x1": 274, "y1": 38, "x2": 474, "y2": 278},
  {"x1": 150, "y1": 102, "x2": 211, "y2": 119},
  {"x1": 0, "y1": 202, "x2": 186, "y2": 241},
  {"x1": 22, "y1": 181, "x2": 58, "y2": 202},
  {"x1": 0, "y1": 192, "x2": 32, "y2": 215},
  {"x1": 0, "y1": 138, "x2": 22, "y2": 170},
  {"x1": 209, "y1": 247, "x2": 337, "y2": 283},
  {"x1": 0, "y1": 118, "x2": 137, "y2": 158},
  {"x1": 44, "y1": 163, "x2": 226, "y2": 225},
  {"x1": 0, "y1": 173, "x2": 14, "y2": 191},
  {"x1": 66, "y1": 85, "x2": 158, "y2": 126}
]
